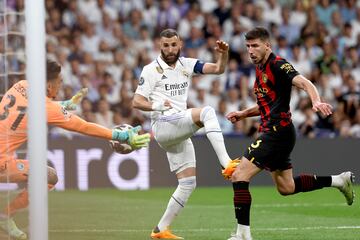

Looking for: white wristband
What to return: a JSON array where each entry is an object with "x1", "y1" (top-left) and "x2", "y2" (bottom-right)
[{"x1": 152, "y1": 102, "x2": 170, "y2": 111}]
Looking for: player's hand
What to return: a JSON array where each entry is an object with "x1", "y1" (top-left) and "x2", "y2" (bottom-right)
[
  {"x1": 60, "y1": 88, "x2": 88, "y2": 111},
  {"x1": 111, "y1": 125, "x2": 151, "y2": 149},
  {"x1": 226, "y1": 111, "x2": 247, "y2": 123},
  {"x1": 214, "y1": 40, "x2": 229, "y2": 54},
  {"x1": 127, "y1": 125, "x2": 151, "y2": 149},
  {"x1": 152, "y1": 100, "x2": 172, "y2": 112},
  {"x1": 312, "y1": 102, "x2": 333, "y2": 116}
]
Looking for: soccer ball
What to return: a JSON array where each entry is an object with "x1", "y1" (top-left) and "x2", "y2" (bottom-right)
[{"x1": 109, "y1": 124, "x2": 134, "y2": 154}]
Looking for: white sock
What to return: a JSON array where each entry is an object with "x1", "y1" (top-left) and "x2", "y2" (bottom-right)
[
  {"x1": 236, "y1": 224, "x2": 252, "y2": 239},
  {"x1": 200, "y1": 106, "x2": 231, "y2": 168},
  {"x1": 157, "y1": 176, "x2": 196, "y2": 231},
  {"x1": 331, "y1": 174, "x2": 343, "y2": 187}
]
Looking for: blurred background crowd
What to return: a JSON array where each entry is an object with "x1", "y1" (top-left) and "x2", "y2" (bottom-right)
[{"x1": 1, "y1": 0, "x2": 360, "y2": 138}]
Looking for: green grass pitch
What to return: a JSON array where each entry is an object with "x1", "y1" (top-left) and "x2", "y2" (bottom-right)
[{"x1": 7, "y1": 186, "x2": 360, "y2": 240}]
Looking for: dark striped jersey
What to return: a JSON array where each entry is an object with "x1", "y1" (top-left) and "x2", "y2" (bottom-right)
[{"x1": 254, "y1": 53, "x2": 299, "y2": 132}]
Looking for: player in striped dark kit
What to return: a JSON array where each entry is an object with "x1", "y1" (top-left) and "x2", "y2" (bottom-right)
[{"x1": 223, "y1": 27, "x2": 355, "y2": 240}]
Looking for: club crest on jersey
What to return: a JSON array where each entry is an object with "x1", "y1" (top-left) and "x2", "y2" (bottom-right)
[
  {"x1": 139, "y1": 77, "x2": 144, "y2": 85},
  {"x1": 16, "y1": 162, "x2": 25, "y2": 171},
  {"x1": 182, "y1": 71, "x2": 189, "y2": 78},
  {"x1": 156, "y1": 66, "x2": 164, "y2": 74},
  {"x1": 262, "y1": 73, "x2": 268, "y2": 83}
]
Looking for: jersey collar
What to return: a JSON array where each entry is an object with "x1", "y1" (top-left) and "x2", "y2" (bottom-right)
[
  {"x1": 156, "y1": 55, "x2": 181, "y2": 70},
  {"x1": 259, "y1": 52, "x2": 275, "y2": 71}
]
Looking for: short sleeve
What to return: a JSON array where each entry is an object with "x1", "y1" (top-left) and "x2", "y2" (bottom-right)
[
  {"x1": 46, "y1": 100, "x2": 73, "y2": 125},
  {"x1": 272, "y1": 59, "x2": 299, "y2": 82},
  {"x1": 135, "y1": 66, "x2": 153, "y2": 99},
  {"x1": 182, "y1": 57, "x2": 199, "y2": 74}
]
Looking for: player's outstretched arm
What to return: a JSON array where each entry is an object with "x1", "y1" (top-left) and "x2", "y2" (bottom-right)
[
  {"x1": 133, "y1": 93, "x2": 172, "y2": 112},
  {"x1": 202, "y1": 40, "x2": 229, "y2": 74},
  {"x1": 55, "y1": 115, "x2": 150, "y2": 148},
  {"x1": 59, "y1": 88, "x2": 88, "y2": 111},
  {"x1": 226, "y1": 105, "x2": 260, "y2": 123},
  {"x1": 292, "y1": 75, "x2": 333, "y2": 116}
]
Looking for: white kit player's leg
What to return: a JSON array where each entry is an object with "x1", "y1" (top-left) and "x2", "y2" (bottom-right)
[
  {"x1": 157, "y1": 176, "x2": 196, "y2": 231},
  {"x1": 200, "y1": 106, "x2": 231, "y2": 168}
]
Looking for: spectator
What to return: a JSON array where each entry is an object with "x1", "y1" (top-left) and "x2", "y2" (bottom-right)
[
  {"x1": 217, "y1": 98, "x2": 234, "y2": 134},
  {"x1": 338, "y1": 75, "x2": 360, "y2": 121},
  {"x1": 212, "y1": 0, "x2": 231, "y2": 26},
  {"x1": 339, "y1": 0, "x2": 357, "y2": 23},
  {"x1": 95, "y1": 98, "x2": 114, "y2": 128},
  {"x1": 226, "y1": 88, "x2": 241, "y2": 113},
  {"x1": 81, "y1": 23, "x2": 101, "y2": 54},
  {"x1": 156, "y1": 0, "x2": 181, "y2": 33},
  {"x1": 122, "y1": 9, "x2": 144, "y2": 40},
  {"x1": 315, "y1": 0, "x2": 338, "y2": 28},
  {"x1": 279, "y1": 6, "x2": 300, "y2": 44}
]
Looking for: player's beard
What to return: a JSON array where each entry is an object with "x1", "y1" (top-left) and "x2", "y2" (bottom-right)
[
  {"x1": 250, "y1": 52, "x2": 265, "y2": 65},
  {"x1": 161, "y1": 50, "x2": 180, "y2": 65}
]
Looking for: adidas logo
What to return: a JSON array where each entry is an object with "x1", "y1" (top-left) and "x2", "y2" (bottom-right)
[{"x1": 161, "y1": 75, "x2": 167, "y2": 80}]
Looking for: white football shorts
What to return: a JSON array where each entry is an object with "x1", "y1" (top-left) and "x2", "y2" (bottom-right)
[{"x1": 152, "y1": 109, "x2": 201, "y2": 173}]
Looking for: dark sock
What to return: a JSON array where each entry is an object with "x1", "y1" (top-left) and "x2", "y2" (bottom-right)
[
  {"x1": 233, "y1": 181, "x2": 251, "y2": 226},
  {"x1": 294, "y1": 175, "x2": 332, "y2": 193}
]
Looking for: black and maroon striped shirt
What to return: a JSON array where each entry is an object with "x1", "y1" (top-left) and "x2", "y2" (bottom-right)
[{"x1": 254, "y1": 53, "x2": 299, "y2": 132}]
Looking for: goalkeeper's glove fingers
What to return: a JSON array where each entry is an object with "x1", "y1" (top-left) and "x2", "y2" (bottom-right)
[
  {"x1": 60, "y1": 88, "x2": 88, "y2": 111},
  {"x1": 71, "y1": 88, "x2": 88, "y2": 104},
  {"x1": 128, "y1": 132, "x2": 151, "y2": 149},
  {"x1": 112, "y1": 125, "x2": 151, "y2": 149},
  {"x1": 131, "y1": 125, "x2": 142, "y2": 134},
  {"x1": 132, "y1": 139, "x2": 150, "y2": 150},
  {"x1": 111, "y1": 125, "x2": 144, "y2": 142},
  {"x1": 152, "y1": 101, "x2": 172, "y2": 112}
]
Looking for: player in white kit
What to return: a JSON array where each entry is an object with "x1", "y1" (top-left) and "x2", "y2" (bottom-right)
[{"x1": 133, "y1": 29, "x2": 234, "y2": 239}]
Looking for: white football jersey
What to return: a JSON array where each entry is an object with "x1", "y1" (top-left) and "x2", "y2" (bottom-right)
[{"x1": 135, "y1": 55, "x2": 198, "y2": 121}]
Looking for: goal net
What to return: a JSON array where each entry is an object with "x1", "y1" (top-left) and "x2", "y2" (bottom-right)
[{"x1": 1, "y1": 0, "x2": 48, "y2": 239}]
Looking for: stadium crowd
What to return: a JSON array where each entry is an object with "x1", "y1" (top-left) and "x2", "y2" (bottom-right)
[{"x1": 2, "y1": 0, "x2": 360, "y2": 138}]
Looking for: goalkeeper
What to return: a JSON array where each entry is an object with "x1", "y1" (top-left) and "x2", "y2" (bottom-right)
[{"x1": 0, "y1": 60, "x2": 150, "y2": 240}]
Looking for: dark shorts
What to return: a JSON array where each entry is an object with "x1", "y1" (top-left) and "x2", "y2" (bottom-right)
[{"x1": 243, "y1": 123, "x2": 296, "y2": 172}]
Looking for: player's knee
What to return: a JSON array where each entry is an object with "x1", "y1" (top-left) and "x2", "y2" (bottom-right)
[
  {"x1": 231, "y1": 165, "x2": 250, "y2": 182},
  {"x1": 277, "y1": 185, "x2": 294, "y2": 196},
  {"x1": 200, "y1": 106, "x2": 216, "y2": 122},
  {"x1": 232, "y1": 172, "x2": 250, "y2": 182},
  {"x1": 178, "y1": 176, "x2": 196, "y2": 193},
  {"x1": 47, "y1": 167, "x2": 58, "y2": 186}
]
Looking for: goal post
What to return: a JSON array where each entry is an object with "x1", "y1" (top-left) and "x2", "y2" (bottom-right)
[{"x1": 25, "y1": 0, "x2": 48, "y2": 240}]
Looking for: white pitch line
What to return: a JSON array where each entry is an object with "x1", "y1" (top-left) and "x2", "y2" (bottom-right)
[
  {"x1": 50, "y1": 202, "x2": 350, "y2": 212},
  {"x1": 49, "y1": 226, "x2": 360, "y2": 233},
  {"x1": 185, "y1": 203, "x2": 347, "y2": 209}
]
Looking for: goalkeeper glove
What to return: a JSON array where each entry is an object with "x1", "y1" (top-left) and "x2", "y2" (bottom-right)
[
  {"x1": 60, "y1": 88, "x2": 88, "y2": 111},
  {"x1": 112, "y1": 125, "x2": 151, "y2": 149}
]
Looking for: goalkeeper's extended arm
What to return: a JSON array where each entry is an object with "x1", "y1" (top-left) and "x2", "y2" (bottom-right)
[{"x1": 55, "y1": 115, "x2": 150, "y2": 149}]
